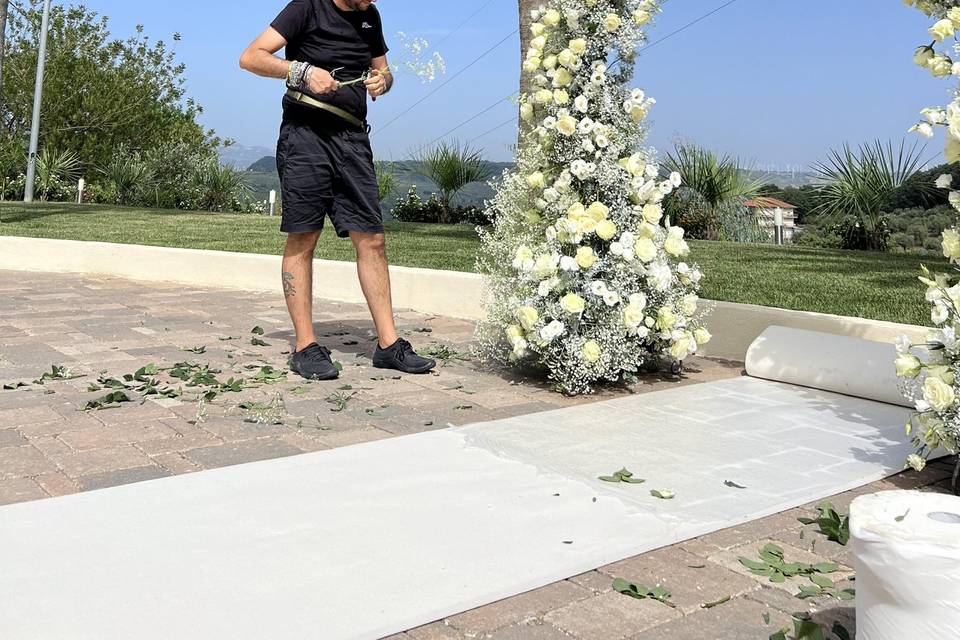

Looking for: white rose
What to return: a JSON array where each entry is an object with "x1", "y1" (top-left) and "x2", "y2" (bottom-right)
[
  {"x1": 914, "y1": 45, "x2": 935, "y2": 67},
  {"x1": 555, "y1": 115, "x2": 577, "y2": 136},
  {"x1": 895, "y1": 353, "x2": 923, "y2": 378},
  {"x1": 929, "y1": 55, "x2": 953, "y2": 77},
  {"x1": 526, "y1": 172, "x2": 546, "y2": 189},
  {"x1": 947, "y1": 135, "x2": 960, "y2": 163},
  {"x1": 603, "y1": 291, "x2": 621, "y2": 307},
  {"x1": 559, "y1": 256, "x2": 579, "y2": 272},
  {"x1": 553, "y1": 68, "x2": 573, "y2": 88},
  {"x1": 604, "y1": 13, "x2": 622, "y2": 32},
  {"x1": 943, "y1": 228, "x2": 960, "y2": 261},
  {"x1": 923, "y1": 376, "x2": 956, "y2": 411},
  {"x1": 937, "y1": 173, "x2": 954, "y2": 189},
  {"x1": 516, "y1": 306, "x2": 540, "y2": 331},
  {"x1": 582, "y1": 340, "x2": 602, "y2": 362},
  {"x1": 930, "y1": 18, "x2": 956, "y2": 42},
  {"x1": 569, "y1": 38, "x2": 587, "y2": 55},
  {"x1": 664, "y1": 227, "x2": 689, "y2": 257},
  {"x1": 539, "y1": 320, "x2": 565, "y2": 342},
  {"x1": 520, "y1": 102, "x2": 534, "y2": 123},
  {"x1": 574, "y1": 95, "x2": 589, "y2": 113},
  {"x1": 635, "y1": 237, "x2": 657, "y2": 262},
  {"x1": 633, "y1": 10, "x2": 651, "y2": 25},
  {"x1": 596, "y1": 220, "x2": 617, "y2": 240},
  {"x1": 560, "y1": 293, "x2": 586, "y2": 314},
  {"x1": 694, "y1": 327, "x2": 712, "y2": 345},
  {"x1": 906, "y1": 454, "x2": 927, "y2": 472},
  {"x1": 543, "y1": 8, "x2": 561, "y2": 27}
]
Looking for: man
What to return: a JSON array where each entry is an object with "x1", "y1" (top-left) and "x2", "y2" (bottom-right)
[{"x1": 240, "y1": 0, "x2": 436, "y2": 380}]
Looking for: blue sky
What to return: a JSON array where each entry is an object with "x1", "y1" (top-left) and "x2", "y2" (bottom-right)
[{"x1": 75, "y1": 0, "x2": 950, "y2": 167}]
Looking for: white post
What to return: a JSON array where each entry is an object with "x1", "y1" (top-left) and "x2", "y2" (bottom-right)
[
  {"x1": 77, "y1": 178, "x2": 84, "y2": 204},
  {"x1": 774, "y1": 207, "x2": 784, "y2": 246},
  {"x1": 23, "y1": 0, "x2": 53, "y2": 203},
  {"x1": 269, "y1": 189, "x2": 277, "y2": 216}
]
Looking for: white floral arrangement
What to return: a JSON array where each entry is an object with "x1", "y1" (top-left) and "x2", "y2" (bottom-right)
[
  {"x1": 476, "y1": 0, "x2": 710, "y2": 395},
  {"x1": 898, "y1": 0, "x2": 960, "y2": 471}
]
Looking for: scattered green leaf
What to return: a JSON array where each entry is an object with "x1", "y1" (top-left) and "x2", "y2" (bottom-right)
[
  {"x1": 797, "y1": 502, "x2": 850, "y2": 546},
  {"x1": 651, "y1": 489, "x2": 675, "y2": 500}
]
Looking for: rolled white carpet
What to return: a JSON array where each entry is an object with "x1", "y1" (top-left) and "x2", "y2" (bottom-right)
[
  {"x1": 745, "y1": 326, "x2": 910, "y2": 408},
  {"x1": 851, "y1": 490, "x2": 960, "y2": 640}
]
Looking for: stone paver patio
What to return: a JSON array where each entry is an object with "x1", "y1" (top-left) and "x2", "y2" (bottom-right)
[{"x1": 0, "y1": 269, "x2": 953, "y2": 639}]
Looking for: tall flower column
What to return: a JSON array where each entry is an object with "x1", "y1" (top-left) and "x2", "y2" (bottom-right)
[
  {"x1": 477, "y1": 0, "x2": 709, "y2": 395},
  {"x1": 899, "y1": 0, "x2": 960, "y2": 472}
]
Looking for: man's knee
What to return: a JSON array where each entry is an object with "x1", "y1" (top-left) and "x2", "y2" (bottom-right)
[
  {"x1": 351, "y1": 231, "x2": 386, "y2": 257},
  {"x1": 285, "y1": 231, "x2": 321, "y2": 254}
]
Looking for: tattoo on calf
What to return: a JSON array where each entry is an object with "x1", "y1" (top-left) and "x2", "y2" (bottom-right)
[{"x1": 282, "y1": 271, "x2": 297, "y2": 298}]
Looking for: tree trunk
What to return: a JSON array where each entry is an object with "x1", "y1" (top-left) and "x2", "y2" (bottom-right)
[
  {"x1": 0, "y1": 0, "x2": 8, "y2": 99},
  {"x1": 517, "y1": 0, "x2": 535, "y2": 148}
]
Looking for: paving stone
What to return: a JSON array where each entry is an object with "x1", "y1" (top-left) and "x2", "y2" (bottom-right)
[
  {"x1": 0, "y1": 405, "x2": 65, "y2": 428},
  {"x1": 51, "y1": 445, "x2": 156, "y2": 478},
  {"x1": 91, "y1": 402, "x2": 176, "y2": 427},
  {"x1": 0, "y1": 444, "x2": 57, "y2": 479},
  {"x1": 448, "y1": 581, "x2": 591, "y2": 635},
  {"x1": 0, "y1": 428, "x2": 28, "y2": 448},
  {"x1": 0, "y1": 477, "x2": 46, "y2": 505},
  {"x1": 33, "y1": 471, "x2": 80, "y2": 497},
  {"x1": 315, "y1": 427, "x2": 392, "y2": 449},
  {"x1": 544, "y1": 591, "x2": 681, "y2": 640},
  {"x1": 627, "y1": 594, "x2": 792, "y2": 640},
  {"x1": 134, "y1": 428, "x2": 222, "y2": 456},
  {"x1": 601, "y1": 547, "x2": 759, "y2": 613},
  {"x1": 151, "y1": 452, "x2": 203, "y2": 475},
  {"x1": 699, "y1": 508, "x2": 810, "y2": 550},
  {"x1": 773, "y1": 525, "x2": 854, "y2": 566},
  {"x1": 28, "y1": 435, "x2": 74, "y2": 458},
  {"x1": 76, "y1": 465, "x2": 172, "y2": 491},
  {"x1": 487, "y1": 620, "x2": 574, "y2": 640},
  {"x1": 405, "y1": 621, "x2": 467, "y2": 640},
  {"x1": 59, "y1": 421, "x2": 179, "y2": 451},
  {"x1": 183, "y1": 438, "x2": 303, "y2": 469},
  {"x1": 14, "y1": 411, "x2": 104, "y2": 438},
  {"x1": 279, "y1": 430, "x2": 331, "y2": 453},
  {"x1": 708, "y1": 540, "x2": 854, "y2": 595},
  {"x1": 567, "y1": 571, "x2": 614, "y2": 594}
]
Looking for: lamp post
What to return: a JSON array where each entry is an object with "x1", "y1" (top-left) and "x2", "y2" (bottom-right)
[
  {"x1": 23, "y1": 0, "x2": 53, "y2": 203},
  {"x1": 774, "y1": 207, "x2": 784, "y2": 246}
]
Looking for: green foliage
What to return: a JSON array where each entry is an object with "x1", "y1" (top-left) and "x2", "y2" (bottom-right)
[
  {"x1": 665, "y1": 143, "x2": 764, "y2": 209},
  {"x1": 414, "y1": 141, "x2": 492, "y2": 223},
  {"x1": 375, "y1": 160, "x2": 397, "y2": 202},
  {"x1": 812, "y1": 140, "x2": 929, "y2": 251},
  {"x1": 797, "y1": 502, "x2": 851, "y2": 546},
  {"x1": 664, "y1": 144, "x2": 765, "y2": 242},
  {"x1": 390, "y1": 185, "x2": 485, "y2": 225},
  {"x1": 0, "y1": 1, "x2": 222, "y2": 185}
]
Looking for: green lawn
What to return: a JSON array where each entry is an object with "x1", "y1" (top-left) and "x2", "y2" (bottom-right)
[{"x1": 0, "y1": 202, "x2": 948, "y2": 326}]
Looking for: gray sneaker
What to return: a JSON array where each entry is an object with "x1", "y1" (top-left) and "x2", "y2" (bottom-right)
[{"x1": 290, "y1": 343, "x2": 339, "y2": 380}]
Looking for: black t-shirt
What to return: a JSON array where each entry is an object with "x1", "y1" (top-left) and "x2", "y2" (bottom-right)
[{"x1": 271, "y1": 0, "x2": 388, "y2": 121}]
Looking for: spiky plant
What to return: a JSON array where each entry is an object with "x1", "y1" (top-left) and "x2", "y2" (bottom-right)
[
  {"x1": 35, "y1": 148, "x2": 81, "y2": 201},
  {"x1": 415, "y1": 141, "x2": 492, "y2": 223},
  {"x1": 813, "y1": 140, "x2": 930, "y2": 251}
]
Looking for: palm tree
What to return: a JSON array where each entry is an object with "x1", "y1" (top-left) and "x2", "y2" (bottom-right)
[
  {"x1": 813, "y1": 140, "x2": 929, "y2": 251},
  {"x1": 415, "y1": 141, "x2": 492, "y2": 224},
  {"x1": 663, "y1": 144, "x2": 765, "y2": 240},
  {"x1": 665, "y1": 143, "x2": 763, "y2": 209}
]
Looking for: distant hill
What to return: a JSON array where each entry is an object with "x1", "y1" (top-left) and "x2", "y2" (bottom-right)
[
  {"x1": 745, "y1": 169, "x2": 818, "y2": 188},
  {"x1": 219, "y1": 145, "x2": 274, "y2": 169},
  {"x1": 247, "y1": 156, "x2": 277, "y2": 172}
]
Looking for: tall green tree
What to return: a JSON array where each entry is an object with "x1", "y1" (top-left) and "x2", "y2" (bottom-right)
[
  {"x1": 1, "y1": 1, "x2": 222, "y2": 174},
  {"x1": 0, "y1": 0, "x2": 9, "y2": 98}
]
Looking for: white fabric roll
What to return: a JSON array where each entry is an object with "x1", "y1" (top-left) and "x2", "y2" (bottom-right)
[
  {"x1": 745, "y1": 326, "x2": 910, "y2": 408},
  {"x1": 851, "y1": 490, "x2": 960, "y2": 640}
]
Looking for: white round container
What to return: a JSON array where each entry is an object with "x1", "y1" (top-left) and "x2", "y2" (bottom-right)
[{"x1": 851, "y1": 490, "x2": 960, "y2": 639}]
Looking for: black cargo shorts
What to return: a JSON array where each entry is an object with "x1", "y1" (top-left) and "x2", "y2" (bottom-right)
[{"x1": 276, "y1": 108, "x2": 383, "y2": 237}]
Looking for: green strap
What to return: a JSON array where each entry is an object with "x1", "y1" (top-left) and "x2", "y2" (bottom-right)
[{"x1": 285, "y1": 90, "x2": 365, "y2": 129}]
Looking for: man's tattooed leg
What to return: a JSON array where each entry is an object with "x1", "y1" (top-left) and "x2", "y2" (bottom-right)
[{"x1": 282, "y1": 271, "x2": 297, "y2": 298}]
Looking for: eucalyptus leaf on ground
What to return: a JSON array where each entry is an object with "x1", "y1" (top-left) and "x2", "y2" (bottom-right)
[
  {"x1": 598, "y1": 468, "x2": 645, "y2": 484},
  {"x1": 612, "y1": 578, "x2": 672, "y2": 605},
  {"x1": 251, "y1": 326, "x2": 265, "y2": 335},
  {"x1": 797, "y1": 502, "x2": 850, "y2": 546},
  {"x1": 83, "y1": 391, "x2": 131, "y2": 411},
  {"x1": 650, "y1": 489, "x2": 675, "y2": 499}
]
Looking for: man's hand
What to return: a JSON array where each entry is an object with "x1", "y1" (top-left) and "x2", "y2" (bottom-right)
[
  {"x1": 306, "y1": 67, "x2": 340, "y2": 95},
  {"x1": 364, "y1": 69, "x2": 388, "y2": 101}
]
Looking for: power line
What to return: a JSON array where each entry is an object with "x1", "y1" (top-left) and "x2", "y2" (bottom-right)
[
  {"x1": 637, "y1": 0, "x2": 742, "y2": 55},
  {"x1": 430, "y1": 0, "x2": 500, "y2": 51},
  {"x1": 375, "y1": 27, "x2": 518, "y2": 135},
  {"x1": 467, "y1": 115, "x2": 517, "y2": 146},
  {"x1": 413, "y1": 92, "x2": 517, "y2": 154}
]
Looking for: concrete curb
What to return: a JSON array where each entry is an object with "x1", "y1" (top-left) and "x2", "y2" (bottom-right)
[{"x1": 0, "y1": 236, "x2": 929, "y2": 360}]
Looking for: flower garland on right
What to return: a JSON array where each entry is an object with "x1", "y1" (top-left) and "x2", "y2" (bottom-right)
[{"x1": 898, "y1": 0, "x2": 960, "y2": 471}]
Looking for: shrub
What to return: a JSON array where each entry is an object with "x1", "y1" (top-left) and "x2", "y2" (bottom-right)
[{"x1": 390, "y1": 185, "x2": 486, "y2": 224}]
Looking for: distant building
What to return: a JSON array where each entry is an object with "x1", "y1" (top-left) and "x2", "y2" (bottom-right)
[{"x1": 744, "y1": 197, "x2": 798, "y2": 242}]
